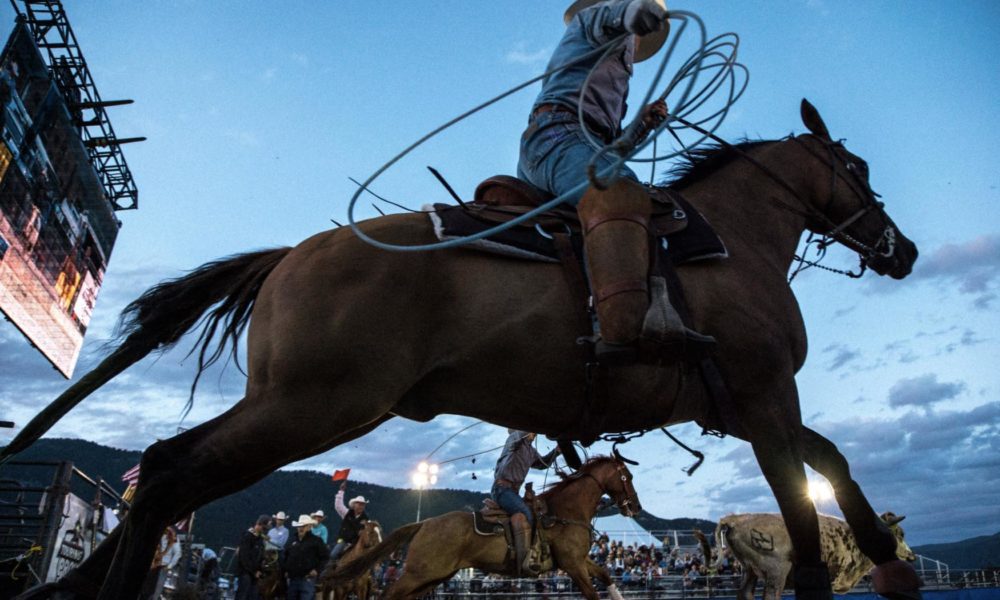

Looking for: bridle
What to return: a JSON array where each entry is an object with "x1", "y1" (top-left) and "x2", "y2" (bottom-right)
[
  {"x1": 788, "y1": 135, "x2": 898, "y2": 274},
  {"x1": 593, "y1": 459, "x2": 640, "y2": 518},
  {"x1": 668, "y1": 116, "x2": 900, "y2": 281}
]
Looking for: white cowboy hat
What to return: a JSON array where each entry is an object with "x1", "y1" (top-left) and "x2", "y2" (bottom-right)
[
  {"x1": 310, "y1": 509, "x2": 325, "y2": 518},
  {"x1": 349, "y1": 496, "x2": 368, "y2": 506},
  {"x1": 563, "y1": 0, "x2": 669, "y2": 63},
  {"x1": 272, "y1": 511, "x2": 287, "y2": 520},
  {"x1": 291, "y1": 514, "x2": 316, "y2": 527}
]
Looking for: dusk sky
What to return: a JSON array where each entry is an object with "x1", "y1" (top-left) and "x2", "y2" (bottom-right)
[{"x1": 0, "y1": 1, "x2": 997, "y2": 547}]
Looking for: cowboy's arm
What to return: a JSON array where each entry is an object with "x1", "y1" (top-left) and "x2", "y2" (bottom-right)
[
  {"x1": 578, "y1": 0, "x2": 667, "y2": 46},
  {"x1": 531, "y1": 446, "x2": 561, "y2": 469},
  {"x1": 334, "y1": 488, "x2": 348, "y2": 518}
]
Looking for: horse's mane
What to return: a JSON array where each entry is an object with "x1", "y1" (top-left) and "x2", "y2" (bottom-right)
[
  {"x1": 539, "y1": 455, "x2": 617, "y2": 498},
  {"x1": 663, "y1": 138, "x2": 777, "y2": 190}
]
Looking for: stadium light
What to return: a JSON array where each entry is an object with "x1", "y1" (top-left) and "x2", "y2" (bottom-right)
[{"x1": 412, "y1": 462, "x2": 439, "y2": 521}]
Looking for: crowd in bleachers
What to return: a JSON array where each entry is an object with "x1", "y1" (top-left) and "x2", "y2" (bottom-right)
[{"x1": 587, "y1": 534, "x2": 743, "y2": 591}]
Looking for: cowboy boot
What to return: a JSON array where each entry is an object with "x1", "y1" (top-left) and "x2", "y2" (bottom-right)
[
  {"x1": 577, "y1": 178, "x2": 715, "y2": 365},
  {"x1": 509, "y1": 513, "x2": 537, "y2": 577}
]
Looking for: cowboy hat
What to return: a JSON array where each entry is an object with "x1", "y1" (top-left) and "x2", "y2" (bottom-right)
[
  {"x1": 349, "y1": 496, "x2": 368, "y2": 506},
  {"x1": 310, "y1": 509, "x2": 325, "y2": 518},
  {"x1": 291, "y1": 514, "x2": 316, "y2": 527},
  {"x1": 880, "y1": 512, "x2": 906, "y2": 527},
  {"x1": 563, "y1": 0, "x2": 669, "y2": 63},
  {"x1": 272, "y1": 511, "x2": 287, "y2": 520}
]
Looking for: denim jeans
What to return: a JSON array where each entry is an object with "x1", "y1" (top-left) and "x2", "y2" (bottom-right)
[
  {"x1": 491, "y1": 482, "x2": 533, "y2": 525},
  {"x1": 285, "y1": 577, "x2": 316, "y2": 600},
  {"x1": 517, "y1": 110, "x2": 638, "y2": 206},
  {"x1": 234, "y1": 573, "x2": 259, "y2": 600}
]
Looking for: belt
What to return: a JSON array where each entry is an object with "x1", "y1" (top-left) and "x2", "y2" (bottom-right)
[
  {"x1": 531, "y1": 103, "x2": 616, "y2": 144},
  {"x1": 495, "y1": 478, "x2": 518, "y2": 489}
]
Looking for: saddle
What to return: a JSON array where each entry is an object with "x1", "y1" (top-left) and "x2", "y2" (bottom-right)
[{"x1": 472, "y1": 485, "x2": 553, "y2": 576}]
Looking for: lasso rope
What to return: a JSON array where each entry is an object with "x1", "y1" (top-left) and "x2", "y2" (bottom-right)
[{"x1": 346, "y1": 10, "x2": 746, "y2": 252}]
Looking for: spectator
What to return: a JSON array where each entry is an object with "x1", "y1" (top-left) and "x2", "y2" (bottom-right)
[
  {"x1": 267, "y1": 511, "x2": 289, "y2": 551},
  {"x1": 310, "y1": 509, "x2": 329, "y2": 544},
  {"x1": 235, "y1": 514, "x2": 269, "y2": 600},
  {"x1": 140, "y1": 527, "x2": 180, "y2": 600},
  {"x1": 282, "y1": 514, "x2": 329, "y2": 600}
]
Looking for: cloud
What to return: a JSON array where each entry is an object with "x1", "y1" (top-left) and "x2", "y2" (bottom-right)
[
  {"x1": 822, "y1": 343, "x2": 861, "y2": 371},
  {"x1": 505, "y1": 43, "x2": 551, "y2": 67},
  {"x1": 869, "y1": 233, "x2": 1000, "y2": 307},
  {"x1": 888, "y1": 373, "x2": 965, "y2": 409}
]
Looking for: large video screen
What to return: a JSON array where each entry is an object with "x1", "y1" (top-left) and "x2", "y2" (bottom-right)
[{"x1": 0, "y1": 23, "x2": 120, "y2": 378}]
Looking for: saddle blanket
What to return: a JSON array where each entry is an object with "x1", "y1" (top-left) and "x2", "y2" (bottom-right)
[{"x1": 426, "y1": 194, "x2": 727, "y2": 266}]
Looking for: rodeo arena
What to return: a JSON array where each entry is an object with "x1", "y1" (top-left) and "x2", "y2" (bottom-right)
[{"x1": 0, "y1": 1, "x2": 997, "y2": 600}]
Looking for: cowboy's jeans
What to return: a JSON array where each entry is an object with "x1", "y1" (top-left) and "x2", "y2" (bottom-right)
[
  {"x1": 517, "y1": 110, "x2": 638, "y2": 206},
  {"x1": 286, "y1": 577, "x2": 315, "y2": 600},
  {"x1": 330, "y1": 541, "x2": 349, "y2": 561},
  {"x1": 491, "y1": 482, "x2": 534, "y2": 525}
]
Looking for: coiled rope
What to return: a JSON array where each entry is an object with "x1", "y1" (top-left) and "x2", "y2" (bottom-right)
[{"x1": 346, "y1": 10, "x2": 746, "y2": 252}]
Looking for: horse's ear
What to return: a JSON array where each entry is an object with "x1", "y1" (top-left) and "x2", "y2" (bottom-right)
[{"x1": 800, "y1": 98, "x2": 832, "y2": 141}]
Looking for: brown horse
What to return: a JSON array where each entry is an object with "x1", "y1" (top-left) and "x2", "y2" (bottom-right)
[
  {"x1": 258, "y1": 548, "x2": 286, "y2": 600},
  {"x1": 320, "y1": 520, "x2": 383, "y2": 600},
  {"x1": 7, "y1": 100, "x2": 921, "y2": 600},
  {"x1": 328, "y1": 456, "x2": 640, "y2": 600}
]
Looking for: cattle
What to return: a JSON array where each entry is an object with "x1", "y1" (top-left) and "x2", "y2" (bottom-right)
[{"x1": 702, "y1": 512, "x2": 915, "y2": 600}]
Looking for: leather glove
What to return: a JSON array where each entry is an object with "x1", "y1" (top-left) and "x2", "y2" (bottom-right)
[{"x1": 624, "y1": 0, "x2": 667, "y2": 36}]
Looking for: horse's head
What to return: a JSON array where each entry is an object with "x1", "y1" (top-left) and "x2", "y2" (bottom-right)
[
  {"x1": 796, "y1": 99, "x2": 918, "y2": 279},
  {"x1": 360, "y1": 520, "x2": 382, "y2": 549},
  {"x1": 589, "y1": 456, "x2": 642, "y2": 518}
]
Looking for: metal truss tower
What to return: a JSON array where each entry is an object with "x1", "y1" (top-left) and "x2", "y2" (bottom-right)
[{"x1": 8, "y1": 0, "x2": 141, "y2": 210}]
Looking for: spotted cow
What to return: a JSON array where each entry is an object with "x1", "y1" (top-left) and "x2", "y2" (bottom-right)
[{"x1": 708, "y1": 512, "x2": 915, "y2": 600}]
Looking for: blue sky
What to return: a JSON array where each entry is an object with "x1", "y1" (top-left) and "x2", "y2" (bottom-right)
[{"x1": 0, "y1": 1, "x2": 997, "y2": 546}]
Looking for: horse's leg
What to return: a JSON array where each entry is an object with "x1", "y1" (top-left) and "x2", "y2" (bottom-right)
[
  {"x1": 33, "y1": 414, "x2": 392, "y2": 600},
  {"x1": 94, "y1": 388, "x2": 398, "y2": 600},
  {"x1": 561, "y1": 559, "x2": 601, "y2": 600},
  {"x1": 744, "y1": 380, "x2": 830, "y2": 600},
  {"x1": 586, "y1": 559, "x2": 624, "y2": 600},
  {"x1": 802, "y1": 427, "x2": 922, "y2": 598}
]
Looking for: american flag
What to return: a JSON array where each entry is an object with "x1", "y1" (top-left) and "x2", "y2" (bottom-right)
[{"x1": 121, "y1": 463, "x2": 141, "y2": 486}]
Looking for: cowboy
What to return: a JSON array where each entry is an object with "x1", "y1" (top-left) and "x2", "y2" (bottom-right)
[
  {"x1": 140, "y1": 526, "x2": 180, "y2": 600},
  {"x1": 235, "y1": 514, "x2": 269, "y2": 600},
  {"x1": 282, "y1": 514, "x2": 329, "y2": 600},
  {"x1": 309, "y1": 509, "x2": 328, "y2": 544},
  {"x1": 330, "y1": 480, "x2": 370, "y2": 562},
  {"x1": 491, "y1": 430, "x2": 560, "y2": 576},
  {"x1": 267, "y1": 511, "x2": 290, "y2": 550},
  {"x1": 517, "y1": 0, "x2": 714, "y2": 364}
]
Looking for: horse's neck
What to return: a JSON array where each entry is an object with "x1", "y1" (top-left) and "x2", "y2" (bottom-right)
[
  {"x1": 681, "y1": 141, "x2": 813, "y2": 276},
  {"x1": 547, "y1": 472, "x2": 607, "y2": 521}
]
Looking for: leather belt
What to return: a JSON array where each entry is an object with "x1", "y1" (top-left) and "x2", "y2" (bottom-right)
[
  {"x1": 530, "y1": 103, "x2": 615, "y2": 144},
  {"x1": 495, "y1": 478, "x2": 518, "y2": 489}
]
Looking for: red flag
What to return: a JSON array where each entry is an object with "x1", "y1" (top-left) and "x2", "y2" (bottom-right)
[{"x1": 331, "y1": 468, "x2": 350, "y2": 482}]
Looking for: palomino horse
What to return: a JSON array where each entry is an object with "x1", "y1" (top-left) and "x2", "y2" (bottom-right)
[
  {"x1": 320, "y1": 520, "x2": 383, "y2": 600},
  {"x1": 7, "y1": 100, "x2": 920, "y2": 600},
  {"x1": 328, "y1": 456, "x2": 641, "y2": 600}
]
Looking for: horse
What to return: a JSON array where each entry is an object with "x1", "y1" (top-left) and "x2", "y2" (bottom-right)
[
  {"x1": 328, "y1": 456, "x2": 641, "y2": 600},
  {"x1": 258, "y1": 547, "x2": 286, "y2": 600},
  {"x1": 6, "y1": 99, "x2": 921, "y2": 600},
  {"x1": 319, "y1": 520, "x2": 383, "y2": 600}
]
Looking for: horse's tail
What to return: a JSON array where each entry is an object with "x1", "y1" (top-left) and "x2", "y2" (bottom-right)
[
  {"x1": 693, "y1": 528, "x2": 713, "y2": 567},
  {"x1": 0, "y1": 247, "x2": 291, "y2": 463},
  {"x1": 711, "y1": 522, "x2": 730, "y2": 572},
  {"x1": 328, "y1": 522, "x2": 423, "y2": 584}
]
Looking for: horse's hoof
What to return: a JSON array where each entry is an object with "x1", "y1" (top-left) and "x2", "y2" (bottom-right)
[
  {"x1": 872, "y1": 559, "x2": 923, "y2": 600},
  {"x1": 793, "y1": 563, "x2": 834, "y2": 600}
]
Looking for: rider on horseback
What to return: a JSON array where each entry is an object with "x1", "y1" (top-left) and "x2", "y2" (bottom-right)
[
  {"x1": 330, "y1": 481, "x2": 370, "y2": 563},
  {"x1": 491, "y1": 430, "x2": 560, "y2": 576},
  {"x1": 517, "y1": 0, "x2": 715, "y2": 364}
]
